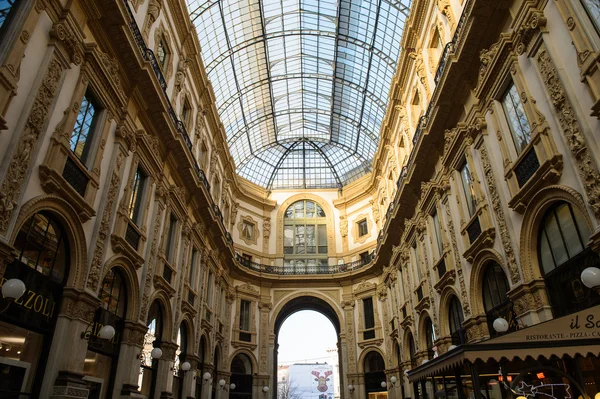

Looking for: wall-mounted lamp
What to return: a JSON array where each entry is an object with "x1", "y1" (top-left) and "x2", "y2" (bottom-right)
[
  {"x1": 262, "y1": 386, "x2": 269, "y2": 394},
  {"x1": 151, "y1": 347, "x2": 163, "y2": 359},
  {"x1": 387, "y1": 376, "x2": 398, "y2": 389},
  {"x1": 201, "y1": 372, "x2": 212, "y2": 386},
  {"x1": 81, "y1": 323, "x2": 116, "y2": 345},
  {"x1": 581, "y1": 267, "x2": 600, "y2": 290},
  {"x1": 493, "y1": 317, "x2": 509, "y2": 333},
  {"x1": 380, "y1": 381, "x2": 387, "y2": 389},
  {"x1": 139, "y1": 346, "x2": 163, "y2": 363},
  {"x1": 348, "y1": 384, "x2": 355, "y2": 393},
  {"x1": 0, "y1": 278, "x2": 26, "y2": 313},
  {"x1": 170, "y1": 361, "x2": 191, "y2": 372},
  {"x1": 229, "y1": 383, "x2": 236, "y2": 391}
]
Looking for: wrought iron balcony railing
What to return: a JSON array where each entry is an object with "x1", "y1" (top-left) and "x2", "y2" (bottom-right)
[{"x1": 235, "y1": 251, "x2": 376, "y2": 275}]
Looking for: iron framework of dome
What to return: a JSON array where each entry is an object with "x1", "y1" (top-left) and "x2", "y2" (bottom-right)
[{"x1": 186, "y1": 0, "x2": 411, "y2": 189}]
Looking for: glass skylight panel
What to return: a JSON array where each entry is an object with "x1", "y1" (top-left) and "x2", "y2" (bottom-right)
[{"x1": 186, "y1": 0, "x2": 412, "y2": 189}]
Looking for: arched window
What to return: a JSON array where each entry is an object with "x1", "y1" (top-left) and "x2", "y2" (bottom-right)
[
  {"x1": 539, "y1": 202, "x2": 591, "y2": 274},
  {"x1": 364, "y1": 352, "x2": 386, "y2": 394},
  {"x1": 140, "y1": 302, "x2": 163, "y2": 396},
  {"x1": 175, "y1": 323, "x2": 188, "y2": 374},
  {"x1": 448, "y1": 296, "x2": 465, "y2": 345},
  {"x1": 99, "y1": 268, "x2": 127, "y2": 318},
  {"x1": 424, "y1": 318, "x2": 436, "y2": 359},
  {"x1": 538, "y1": 202, "x2": 599, "y2": 317},
  {"x1": 407, "y1": 332, "x2": 417, "y2": 369},
  {"x1": 13, "y1": 212, "x2": 69, "y2": 283},
  {"x1": 283, "y1": 200, "x2": 328, "y2": 272},
  {"x1": 173, "y1": 323, "x2": 188, "y2": 399},
  {"x1": 230, "y1": 353, "x2": 253, "y2": 399},
  {"x1": 482, "y1": 262, "x2": 512, "y2": 336}
]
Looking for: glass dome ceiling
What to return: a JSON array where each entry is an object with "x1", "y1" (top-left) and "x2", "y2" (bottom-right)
[{"x1": 186, "y1": 0, "x2": 411, "y2": 189}]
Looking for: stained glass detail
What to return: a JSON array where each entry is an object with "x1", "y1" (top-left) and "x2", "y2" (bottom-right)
[{"x1": 186, "y1": 0, "x2": 411, "y2": 188}]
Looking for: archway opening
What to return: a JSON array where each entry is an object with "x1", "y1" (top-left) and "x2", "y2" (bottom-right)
[{"x1": 274, "y1": 296, "x2": 341, "y2": 399}]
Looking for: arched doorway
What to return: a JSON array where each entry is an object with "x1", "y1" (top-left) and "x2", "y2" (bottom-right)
[
  {"x1": 363, "y1": 351, "x2": 387, "y2": 399},
  {"x1": 273, "y1": 295, "x2": 342, "y2": 399},
  {"x1": 230, "y1": 353, "x2": 253, "y2": 399},
  {"x1": 0, "y1": 212, "x2": 70, "y2": 397}
]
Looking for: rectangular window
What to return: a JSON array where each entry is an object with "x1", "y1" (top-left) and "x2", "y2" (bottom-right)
[
  {"x1": 182, "y1": 99, "x2": 192, "y2": 129},
  {"x1": 239, "y1": 300, "x2": 251, "y2": 331},
  {"x1": 501, "y1": 82, "x2": 532, "y2": 154},
  {"x1": 363, "y1": 297, "x2": 375, "y2": 340},
  {"x1": 157, "y1": 37, "x2": 167, "y2": 68},
  {"x1": 206, "y1": 272, "x2": 213, "y2": 308},
  {"x1": 220, "y1": 289, "x2": 226, "y2": 321},
  {"x1": 241, "y1": 221, "x2": 254, "y2": 240},
  {"x1": 128, "y1": 167, "x2": 147, "y2": 224},
  {"x1": 317, "y1": 224, "x2": 327, "y2": 253},
  {"x1": 70, "y1": 92, "x2": 99, "y2": 164},
  {"x1": 358, "y1": 219, "x2": 368, "y2": 237},
  {"x1": 241, "y1": 253, "x2": 252, "y2": 263},
  {"x1": 432, "y1": 212, "x2": 443, "y2": 257},
  {"x1": 580, "y1": 0, "x2": 600, "y2": 35},
  {"x1": 239, "y1": 299, "x2": 252, "y2": 342},
  {"x1": 165, "y1": 214, "x2": 177, "y2": 263},
  {"x1": 360, "y1": 251, "x2": 370, "y2": 263},
  {"x1": 413, "y1": 243, "x2": 422, "y2": 282},
  {"x1": 460, "y1": 161, "x2": 477, "y2": 217},
  {"x1": 189, "y1": 249, "x2": 198, "y2": 287},
  {"x1": 0, "y1": 0, "x2": 19, "y2": 32}
]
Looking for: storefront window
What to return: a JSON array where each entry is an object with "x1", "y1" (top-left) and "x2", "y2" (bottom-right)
[
  {"x1": 0, "y1": 322, "x2": 44, "y2": 397},
  {"x1": 84, "y1": 268, "x2": 127, "y2": 398},
  {"x1": 482, "y1": 262, "x2": 512, "y2": 337},
  {"x1": 448, "y1": 296, "x2": 465, "y2": 345},
  {"x1": 0, "y1": 212, "x2": 69, "y2": 397}
]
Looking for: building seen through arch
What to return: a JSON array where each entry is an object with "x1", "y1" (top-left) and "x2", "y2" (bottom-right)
[{"x1": 0, "y1": 0, "x2": 600, "y2": 398}]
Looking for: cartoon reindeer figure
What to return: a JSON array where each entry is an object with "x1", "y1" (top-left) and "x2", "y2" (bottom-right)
[{"x1": 312, "y1": 370, "x2": 333, "y2": 392}]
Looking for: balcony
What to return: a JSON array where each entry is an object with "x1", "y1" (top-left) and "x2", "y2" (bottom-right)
[{"x1": 235, "y1": 251, "x2": 376, "y2": 275}]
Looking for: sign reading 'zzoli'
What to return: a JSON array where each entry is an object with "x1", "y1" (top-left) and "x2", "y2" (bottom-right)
[{"x1": 0, "y1": 261, "x2": 63, "y2": 333}]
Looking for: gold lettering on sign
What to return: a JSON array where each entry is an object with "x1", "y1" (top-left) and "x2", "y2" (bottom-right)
[{"x1": 1, "y1": 278, "x2": 57, "y2": 318}]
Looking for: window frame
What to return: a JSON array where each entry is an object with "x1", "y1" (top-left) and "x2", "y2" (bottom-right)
[
  {"x1": 69, "y1": 90, "x2": 103, "y2": 167},
  {"x1": 283, "y1": 200, "x2": 329, "y2": 269},
  {"x1": 459, "y1": 159, "x2": 477, "y2": 218},
  {"x1": 128, "y1": 165, "x2": 148, "y2": 225},
  {"x1": 357, "y1": 218, "x2": 368, "y2": 237},
  {"x1": 500, "y1": 81, "x2": 533, "y2": 155}
]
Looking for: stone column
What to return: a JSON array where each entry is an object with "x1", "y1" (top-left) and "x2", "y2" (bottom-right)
[
  {"x1": 385, "y1": 368, "x2": 401, "y2": 399},
  {"x1": 115, "y1": 321, "x2": 148, "y2": 398},
  {"x1": 156, "y1": 341, "x2": 178, "y2": 399},
  {"x1": 183, "y1": 354, "x2": 201, "y2": 398},
  {"x1": 44, "y1": 288, "x2": 101, "y2": 399},
  {"x1": 200, "y1": 365, "x2": 215, "y2": 399},
  {"x1": 399, "y1": 361, "x2": 413, "y2": 399},
  {"x1": 215, "y1": 370, "x2": 231, "y2": 399}
]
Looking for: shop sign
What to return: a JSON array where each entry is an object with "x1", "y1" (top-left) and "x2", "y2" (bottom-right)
[
  {"x1": 87, "y1": 307, "x2": 122, "y2": 357},
  {"x1": 488, "y1": 305, "x2": 600, "y2": 344},
  {"x1": 0, "y1": 261, "x2": 62, "y2": 333}
]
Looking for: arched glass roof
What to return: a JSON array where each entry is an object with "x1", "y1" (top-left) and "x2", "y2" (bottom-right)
[{"x1": 186, "y1": 0, "x2": 411, "y2": 189}]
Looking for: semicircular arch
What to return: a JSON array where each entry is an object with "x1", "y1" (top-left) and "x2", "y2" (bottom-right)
[
  {"x1": 520, "y1": 185, "x2": 593, "y2": 283},
  {"x1": 101, "y1": 255, "x2": 141, "y2": 321},
  {"x1": 275, "y1": 194, "x2": 336, "y2": 256},
  {"x1": 469, "y1": 249, "x2": 511, "y2": 316},
  {"x1": 271, "y1": 290, "x2": 343, "y2": 335},
  {"x1": 11, "y1": 195, "x2": 88, "y2": 289}
]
